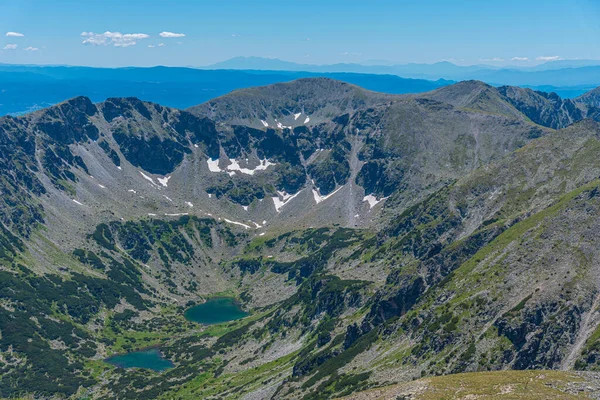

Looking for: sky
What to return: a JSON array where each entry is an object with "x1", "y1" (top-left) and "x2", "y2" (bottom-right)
[{"x1": 0, "y1": 0, "x2": 599, "y2": 68}]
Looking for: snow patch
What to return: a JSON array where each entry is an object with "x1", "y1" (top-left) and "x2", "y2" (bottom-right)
[
  {"x1": 185, "y1": 202, "x2": 194, "y2": 208},
  {"x1": 304, "y1": 116, "x2": 310, "y2": 124},
  {"x1": 363, "y1": 194, "x2": 387, "y2": 209},
  {"x1": 140, "y1": 171, "x2": 157, "y2": 186},
  {"x1": 259, "y1": 232, "x2": 266, "y2": 236},
  {"x1": 194, "y1": 144, "x2": 199, "y2": 148},
  {"x1": 276, "y1": 122, "x2": 292, "y2": 130},
  {"x1": 207, "y1": 158, "x2": 222, "y2": 172},
  {"x1": 312, "y1": 186, "x2": 344, "y2": 204},
  {"x1": 72, "y1": 199, "x2": 84, "y2": 206},
  {"x1": 223, "y1": 218, "x2": 251, "y2": 229},
  {"x1": 272, "y1": 190, "x2": 303, "y2": 212},
  {"x1": 163, "y1": 195, "x2": 173, "y2": 202},
  {"x1": 261, "y1": 120, "x2": 269, "y2": 127},
  {"x1": 242, "y1": 205, "x2": 248, "y2": 211},
  {"x1": 294, "y1": 113, "x2": 301, "y2": 120},
  {"x1": 128, "y1": 189, "x2": 137, "y2": 194},
  {"x1": 157, "y1": 176, "x2": 171, "y2": 187},
  {"x1": 226, "y1": 158, "x2": 276, "y2": 175},
  {"x1": 117, "y1": 166, "x2": 122, "y2": 170},
  {"x1": 148, "y1": 213, "x2": 157, "y2": 216},
  {"x1": 165, "y1": 213, "x2": 188, "y2": 217},
  {"x1": 98, "y1": 184, "x2": 106, "y2": 189}
]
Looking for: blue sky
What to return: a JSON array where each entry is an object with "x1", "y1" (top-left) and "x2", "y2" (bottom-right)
[{"x1": 0, "y1": 0, "x2": 599, "y2": 67}]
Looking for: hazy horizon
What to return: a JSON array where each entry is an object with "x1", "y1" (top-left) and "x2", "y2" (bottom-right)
[{"x1": 1, "y1": 0, "x2": 599, "y2": 68}]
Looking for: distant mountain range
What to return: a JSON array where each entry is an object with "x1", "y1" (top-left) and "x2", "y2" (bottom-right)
[{"x1": 207, "y1": 57, "x2": 600, "y2": 94}]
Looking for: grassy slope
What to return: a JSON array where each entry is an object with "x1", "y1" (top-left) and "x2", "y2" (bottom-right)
[{"x1": 341, "y1": 370, "x2": 596, "y2": 399}]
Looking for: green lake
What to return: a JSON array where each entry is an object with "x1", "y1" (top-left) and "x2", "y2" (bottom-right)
[
  {"x1": 105, "y1": 348, "x2": 174, "y2": 371},
  {"x1": 184, "y1": 297, "x2": 249, "y2": 324}
]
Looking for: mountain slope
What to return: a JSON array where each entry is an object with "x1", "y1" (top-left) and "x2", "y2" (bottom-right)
[{"x1": 1, "y1": 79, "x2": 600, "y2": 398}]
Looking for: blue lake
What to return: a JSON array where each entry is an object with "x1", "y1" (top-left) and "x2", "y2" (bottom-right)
[
  {"x1": 184, "y1": 297, "x2": 249, "y2": 325},
  {"x1": 105, "y1": 348, "x2": 174, "y2": 371}
]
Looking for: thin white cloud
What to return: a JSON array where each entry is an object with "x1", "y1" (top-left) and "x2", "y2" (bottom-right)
[
  {"x1": 3, "y1": 44, "x2": 17, "y2": 50},
  {"x1": 148, "y1": 44, "x2": 155, "y2": 48},
  {"x1": 480, "y1": 57, "x2": 505, "y2": 62},
  {"x1": 81, "y1": 31, "x2": 150, "y2": 47},
  {"x1": 158, "y1": 43, "x2": 165, "y2": 47},
  {"x1": 536, "y1": 56, "x2": 563, "y2": 61},
  {"x1": 159, "y1": 31, "x2": 185, "y2": 38},
  {"x1": 511, "y1": 57, "x2": 529, "y2": 61},
  {"x1": 340, "y1": 51, "x2": 362, "y2": 56},
  {"x1": 6, "y1": 32, "x2": 24, "y2": 37},
  {"x1": 23, "y1": 46, "x2": 38, "y2": 51}
]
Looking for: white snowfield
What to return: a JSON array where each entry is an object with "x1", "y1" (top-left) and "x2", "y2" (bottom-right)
[
  {"x1": 207, "y1": 158, "x2": 222, "y2": 172},
  {"x1": 261, "y1": 120, "x2": 269, "y2": 127},
  {"x1": 363, "y1": 194, "x2": 387, "y2": 209},
  {"x1": 272, "y1": 190, "x2": 303, "y2": 212},
  {"x1": 294, "y1": 113, "x2": 301, "y2": 120},
  {"x1": 228, "y1": 158, "x2": 276, "y2": 175},
  {"x1": 140, "y1": 171, "x2": 158, "y2": 186},
  {"x1": 207, "y1": 157, "x2": 276, "y2": 176},
  {"x1": 157, "y1": 176, "x2": 171, "y2": 187},
  {"x1": 312, "y1": 185, "x2": 344, "y2": 204},
  {"x1": 223, "y1": 218, "x2": 252, "y2": 229},
  {"x1": 304, "y1": 117, "x2": 310, "y2": 124}
]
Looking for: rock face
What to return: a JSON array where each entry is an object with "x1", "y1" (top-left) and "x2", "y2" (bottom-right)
[{"x1": 2, "y1": 78, "x2": 600, "y2": 399}]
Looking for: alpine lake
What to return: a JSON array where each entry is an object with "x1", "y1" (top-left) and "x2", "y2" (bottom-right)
[{"x1": 105, "y1": 297, "x2": 249, "y2": 371}]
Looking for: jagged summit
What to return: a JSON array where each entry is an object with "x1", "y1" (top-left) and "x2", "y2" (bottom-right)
[
  {"x1": 420, "y1": 79, "x2": 594, "y2": 128},
  {"x1": 577, "y1": 86, "x2": 600, "y2": 108}
]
